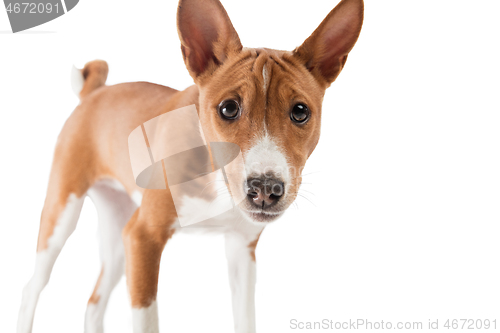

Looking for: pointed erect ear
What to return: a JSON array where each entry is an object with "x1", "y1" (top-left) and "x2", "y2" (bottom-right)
[
  {"x1": 177, "y1": 0, "x2": 242, "y2": 80},
  {"x1": 293, "y1": 0, "x2": 364, "y2": 87}
]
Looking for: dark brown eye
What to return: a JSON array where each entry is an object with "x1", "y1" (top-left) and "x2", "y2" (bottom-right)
[
  {"x1": 218, "y1": 100, "x2": 240, "y2": 120},
  {"x1": 290, "y1": 103, "x2": 309, "y2": 123}
]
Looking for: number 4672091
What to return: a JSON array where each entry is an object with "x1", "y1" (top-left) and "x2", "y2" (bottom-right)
[
  {"x1": 444, "y1": 319, "x2": 497, "y2": 330},
  {"x1": 6, "y1": 3, "x2": 59, "y2": 14}
]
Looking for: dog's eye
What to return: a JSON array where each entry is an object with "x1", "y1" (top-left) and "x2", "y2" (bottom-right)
[
  {"x1": 218, "y1": 100, "x2": 240, "y2": 120},
  {"x1": 290, "y1": 103, "x2": 309, "y2": 123}
]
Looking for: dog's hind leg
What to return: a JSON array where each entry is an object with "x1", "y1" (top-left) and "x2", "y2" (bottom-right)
[
  {"x1": 17, "y1": 180, "x2": 87, "y2": 333},
  {"x1": 84, "y1": 179, "x2": 138, "y2": 333},
  {"x1": 17, "y1": 116, "x2": 101, "y2": 333}
]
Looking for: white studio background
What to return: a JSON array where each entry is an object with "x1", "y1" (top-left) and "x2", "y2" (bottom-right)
[{"x1": 1, "y1": 0, "x2": 499, "y2": 332}]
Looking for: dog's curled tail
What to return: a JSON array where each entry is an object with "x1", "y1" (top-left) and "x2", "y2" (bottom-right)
[{"x1": 71, "y1": 60, "x2": 109, "y2": 100}]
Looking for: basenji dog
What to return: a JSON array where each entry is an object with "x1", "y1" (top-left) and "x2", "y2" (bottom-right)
[{"x1": 17, "y1": 0, "x2": 364, "y2": 332}]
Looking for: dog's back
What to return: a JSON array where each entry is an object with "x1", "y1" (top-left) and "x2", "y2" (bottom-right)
[{"x1": 53, "y1": 62, "x2": 197, "y2": 198}]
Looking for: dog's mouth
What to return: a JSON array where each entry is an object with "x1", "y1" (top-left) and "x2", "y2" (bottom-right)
[{"x1": 241, "y1": 208, "x2": 285, "y2": 223}]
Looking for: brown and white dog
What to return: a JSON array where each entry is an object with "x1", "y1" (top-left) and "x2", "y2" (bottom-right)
[{"x1": 17, "y1": 0, "x2": 363, "y2": 332}]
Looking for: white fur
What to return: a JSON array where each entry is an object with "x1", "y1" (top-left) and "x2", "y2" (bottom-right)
[
  {"x1": 173, "y1": 198, "x2": 262, "y2": 235},
  {"x1": 171, "y1": 168, "x2": 240, "y2": 227},
  {"x1": 71, "y1": 65, "x2": 84, "y2": 97},
  {"x1": 84, "y1": 179, "x2": 138, "y2": 333},
  {"x1": 175, "y1": 195, "x2": 233, "y2": 227},
  {"x1": 131, "y1": 191, "x2": 143, "y2": 207},
  {"x1": 245, "y1": 133, "x2": 290, "y2": 185},
  {"x1": 132, "y1": 301, "x2": 159, "y2": 333},
  {"x1": 17, "y1": 179, "x2": 138, "y2": 333},
  {"x1": 225, "y1": 231, "x2": 259, "y2": 333},
  {"x1": 17, "y1": 194, "x2": 85, "y2": 333},
  {"x1": 262, "y1": 66, "x2": 269, "y2": 94}
]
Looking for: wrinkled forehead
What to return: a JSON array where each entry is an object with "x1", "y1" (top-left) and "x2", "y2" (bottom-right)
[{"x1": 203, "y1": 48, "x2": 323, "y2": 109}]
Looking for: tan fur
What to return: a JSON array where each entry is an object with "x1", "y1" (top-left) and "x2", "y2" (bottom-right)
[
  {"x1": 34, "y1": 0, "x2": 363, "y2": 310},
  {"x1": 79, "y1": 60, "x2": 109, "y2": 99},
  {"x1": 248, "y1": 232, "x2": 263, "y2": 262},
  {"x1": 36, "y1": 82, "x2": 181, "y2": 251},
  {"x1": 123, "y1": 190, "x2": 177, "y2": 307},
  {"x1": 88, "y1": 266, "x2": 104, "y2": 304}
]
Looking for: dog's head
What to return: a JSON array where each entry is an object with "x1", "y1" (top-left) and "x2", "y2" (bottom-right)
[{"x1": 177, "y1": 0, "x2": 363, "y2": 223}]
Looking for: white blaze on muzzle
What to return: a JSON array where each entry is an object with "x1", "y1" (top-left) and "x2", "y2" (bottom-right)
[{"x1": 244, "y1": 133, "x2": 290, "y2": 186}]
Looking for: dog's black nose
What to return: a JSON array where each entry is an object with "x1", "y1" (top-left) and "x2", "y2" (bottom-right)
[{"x1": 246, "y1": 177, "x2": 284, "y2": 208}]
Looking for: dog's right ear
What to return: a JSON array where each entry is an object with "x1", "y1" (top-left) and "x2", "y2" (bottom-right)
[{"x1": 177, "y1": 0, "x2": 242, "y2": 81}]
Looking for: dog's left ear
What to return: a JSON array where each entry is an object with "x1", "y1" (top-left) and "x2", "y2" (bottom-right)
[
  {"x1": 177, "y1": 0, "x2": 242, "y2": 81},
  {"x1": 293, "y1": 0, "x2": 364, "y2": 87}
]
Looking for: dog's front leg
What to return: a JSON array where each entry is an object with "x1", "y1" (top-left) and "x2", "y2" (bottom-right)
[
  {"x1": 123, "y1": 191, "x2": 176, "y2": 333},
  {"x1": 225, "y1": 230, "x2": 263, "y2": 333}
]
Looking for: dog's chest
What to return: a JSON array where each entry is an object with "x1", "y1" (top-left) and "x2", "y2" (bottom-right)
[{"x1": 172, "y1": 194, "x2": 248, "y2": 235}]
